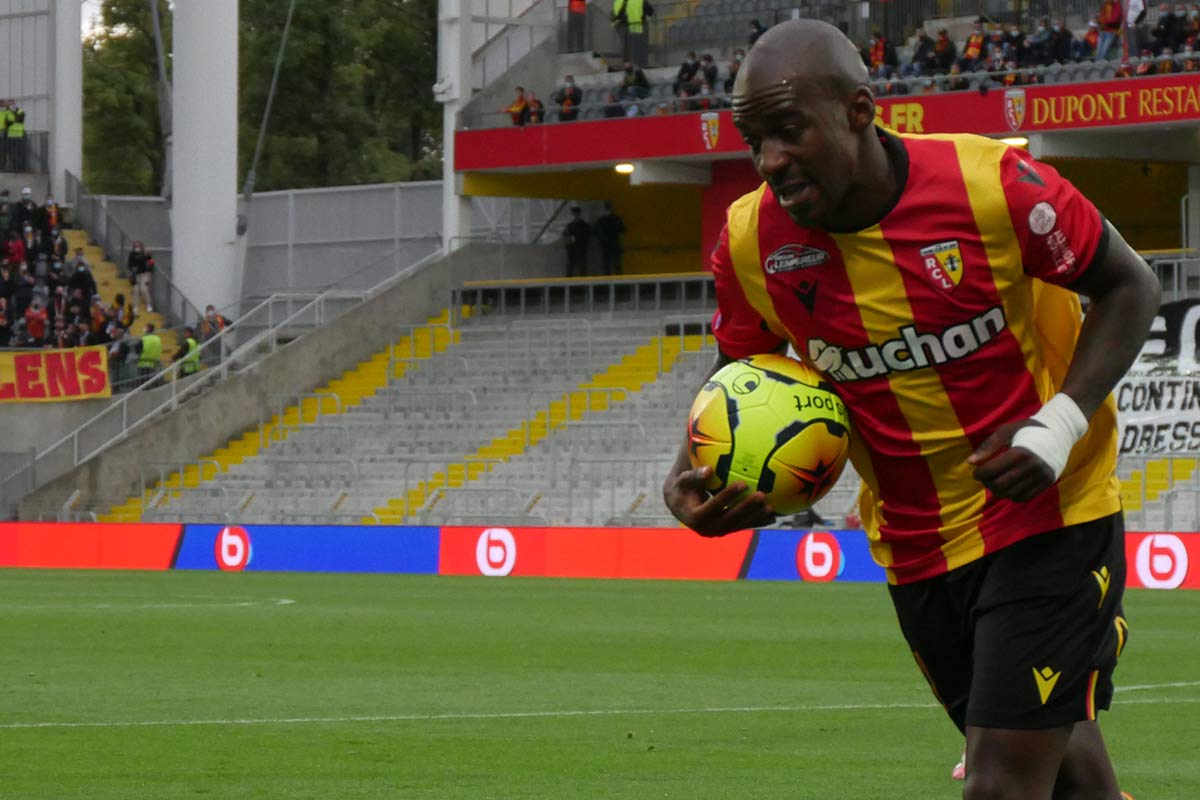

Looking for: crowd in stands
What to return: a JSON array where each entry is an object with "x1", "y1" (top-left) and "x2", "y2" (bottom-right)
[
  {"x1": 0, "y1": 185, "x2": 231, "y2": 389},
  {"x1": 866, "y1": 4, "x2": 1200, "y2": 94},
  {"x1": 511, "y1": 6, "x2": 1200, "y2": 125},
  {"x1": 0, "y1": 100, "x2": 28, "y2": 172}
]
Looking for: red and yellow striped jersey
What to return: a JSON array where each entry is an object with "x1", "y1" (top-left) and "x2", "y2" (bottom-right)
[{"x1": 710, "y1": 130, "x2": 1121, "y2": 585}]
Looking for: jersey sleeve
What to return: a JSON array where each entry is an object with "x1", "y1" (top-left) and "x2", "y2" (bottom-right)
[
  {"x1": 1001, "y1": 147, "x2": 1109, "y2": 287},
  {"x1": 710, "y1": 223, "x2": 785, "y2": 359}
]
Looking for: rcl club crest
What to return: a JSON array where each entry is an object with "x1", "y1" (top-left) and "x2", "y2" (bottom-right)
[
  {"x1": 1004, "y1": 88, "x2": 1026, "y2": 131},
  {"x1": 700, "y1": 111, "x2": 719, "y2": 150}
]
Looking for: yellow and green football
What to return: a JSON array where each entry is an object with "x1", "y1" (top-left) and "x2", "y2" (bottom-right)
[{"x1": 687, "y1": 353, "x2": 852, "y2": 514}]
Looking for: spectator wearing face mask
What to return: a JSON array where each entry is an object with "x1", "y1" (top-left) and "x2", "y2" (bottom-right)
[
  {"x1": 674, "y1": 51, "x2": 699, "y2": 93},
  {"x1": 1184, "y1": 41, "x2": 1200, "y2": 67},
  {"x1": 748, "y1": 19, "x2": 766, "y2": 46},
  {"x1": 1154, "y1": 3, "x2": 1184, "y2": 50},
  {"x1": 127, "y1": 241, "x2": 155, "y2": 312},
  {"x1": 199, "y1": 304, "x2": 231, "y2": 343},
  {"x1": 24, "y1": 297, "x2": 47, "y2": 346},
  {"x1": 11, "y1": 262, "x2": 35, "y2": 317},
  {"x1": 1050, "y1": 18, "x2": 1075, "y2": 62},
  {"x1": 1186, "y1": 4, "x2": 1200, "y2": 38},
  {"x1": 905, "y1": 28, "x2": 938, "y2": 76},
  {"x1": 1002, "y1": 23, "x2": 1027, "y2": 63},
  {"x1": 1159, "y1": 46, "x2": 1181, "y2": 69},
  {"x1": 11, "y1": 187, "x2": 36, "y2": 233},
  {"x1": 1026, "y1": 18, "x2": 1054, "y2": 66},
  {"x1": 68, "y1": 259, "x2": 98, "y2": 301},
  {"x1": 699, "y1": 54, "x2": 718, "y2": 87},
  {"x1": 552, "y1": 76, "x2": 583, "y2": 122},
  {"x1": 617, "y1": 60, "x2": 650, "y2": 99},
  {"x1": 39, "y1": 194, "x2": 61, "y2": 236}
]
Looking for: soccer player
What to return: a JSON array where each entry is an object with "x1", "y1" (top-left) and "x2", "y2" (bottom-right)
[{"x1": 662, "y1": 19, "x2": 1160, "y2": 800}]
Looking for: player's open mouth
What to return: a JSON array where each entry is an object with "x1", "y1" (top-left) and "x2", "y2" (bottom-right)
[{"x1": 776, "y1": 181, "x2": 815, "y2": 210}]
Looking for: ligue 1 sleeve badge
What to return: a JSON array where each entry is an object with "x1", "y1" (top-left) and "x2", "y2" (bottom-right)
[
  {"x1": 701, "y1": 111, "x2": 720, "y2": 150},
  {"x1": 1005, "y1": 88, "x2": 1027, "y2": 131}
]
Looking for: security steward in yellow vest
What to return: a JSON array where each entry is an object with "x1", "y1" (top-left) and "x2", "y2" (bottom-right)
[
  {"x1": 6, "y1": 109, "x2": 25, "y2": 172},
  {"x1": 137, "y1": 323, "x2": 163, "y2": 384},
  {"x1": 173, "y1": 326, "x2": 201, "y2": 376},
  {"x1": 0, "y1": 103, "x2": 14, "y2": 170}
]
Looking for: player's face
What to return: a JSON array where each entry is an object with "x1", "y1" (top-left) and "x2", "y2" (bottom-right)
[{"x1": 732, "y1": 78, "x2": 861, "y2": 229}]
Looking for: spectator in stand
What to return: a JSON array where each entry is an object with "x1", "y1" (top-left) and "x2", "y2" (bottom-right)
[
  {"x1": 906, "y1": 28, "x2": 938, "y2": 75},
  {"x1": 47, "y1": 228, "x2": 67, "y2": 263},
  {"x1": 1186, "y1": 3, "x2": 1200, "y2": 38},
  {"x1": 113, "y1": 293, "x2": 135, "y2": 329},
  {"x1": 1003, "y1": 59, "x2": 1025, "y2": 84},
  {"x1": 127, "y1": 241, "x2": 154, "y2": 313},
  {"x1": 1185, "y1": 41, "x2": 1200, "y2": 67},
  {"x1": 0, "y1": 195, "x2": 10, "y2": 234},
  {"x1": 0, "y1": 297, "x2": 10, "y2": 347},
  {"x1": 11, "y1": 262, "x2": 34, "y2": 317},
  {"x1": 1026, "y1": 18, "x2": 1054, "y2": 65},
  {"x1": 552, "y1": 76, "x2": 583, "y2": 122},
  {"x1": 748, "y1": 19, "x2": 766, "y2": 47},
  {"x1": 45, "y1": 256, "x2": 66, "y2": 296},
  {"x1": 70, "y1": 246, "x2": 90, "y2": 272},
  {"x1": 198, "y1": 304, "x2": 230, "y2": 342},
  {"x1": 1098, "y1": 0, "x2": 1124, "y2": 58},
  {"x1": 1075, "y1": 18, "x2": 1102, "y2": 58},
  {"x1": 617, "y1": 60, "x2": 650, "y2": 99},
  {"x1": 566, "y1": 0, "x2": 587, "y2": 52},
  {"x1": 89, "y1": 295, "x2": 109, "y2": 339},
  {"x1": 1051, "y1": 17, "x2": 1076, "y2": 61},
  {"x1": 975, "y1": 45, "x2": 1006, "y2": 77},
  {"x1": 1006, "y1": 22, "x2": 1028, "y2": 63},
  {"x1": 68, "y1": 259, "x2": 97, "y2": 300},
  {"x1": 945, "y1": 62, "x2": 972, "y2": 90},
  {"x1": 23, "y1": 297, "x2": 47, "y2": 346},
  {"x1": 603, "y1": 90, "x2": 625, "y2": 118},
  {"x1": 11, "y1": 187, "x2": 36, "y2": 234},
  {"x1": 725, "y1": 57, "x2": 741, "y2": 95},
  {"x1": 563, "y1": 206, "x2": 591, "y2": 278},
  {"x1": 1159, "y1": 46, "x2": 1181, "y2": 69},
  {"x1": 1135, "y1": 47, "x2": 1157, "y2": 72},
  {"x1": 525, "y1": 91, "x2": 546, "y2": 123},
  {"x1": 934, "y1": 28, "x2": 957, "y2": 72},
  {"x1": 674, "y1": 51, "x2": 699, "y2": 93},
  {"x1": 49, "y1": 316, "x2": 71, "y2": 349},
  {"x1": 5, "y1": 230, "x2": 25, "y2": 269},
  {"x1": 71, "y1": 320, "x2": 96, "y2": 348},
  {"x1": 986, "y1": 22, "x2": 1006, "y2": 56},
  {"x1": 505, "y1": 87, "x2": 529, "y2": 126},
  {"x1": 593, "y1": 202, "x2": 626, "y2": 275},
  {"x1": 1154, "y1": 3, "x2": 1185, "y2": 50},
  {"x1": 63, "y1": 288, "x2": 88, "y2": 327},
  {"x1": 960, "y1": 21, "x2": 987, "y2": 68},
  {"x1": 40, "y1": 194, "x2": 62, "y2": 236},
  {"x1": 1115, "y1": 57, "x2": 1136, "y2": 75},
  {"x1": 108, "y1": 327, "x2": 132, "y2": 387},
  {"x1": 867, "y1": 30, "x2": 898, "y2": 77},
  {"x1": 699, "y1": 53, "x2": 718, "y2": 87}
]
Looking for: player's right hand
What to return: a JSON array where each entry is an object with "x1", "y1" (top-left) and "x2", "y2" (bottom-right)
[{"x1": 663, "y1": 465, "x2": 776, "y2": 537}]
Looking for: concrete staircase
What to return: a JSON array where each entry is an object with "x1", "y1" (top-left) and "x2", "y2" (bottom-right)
[{"x1": 99, "y1": 310, "x2": 460, "y2": 522}]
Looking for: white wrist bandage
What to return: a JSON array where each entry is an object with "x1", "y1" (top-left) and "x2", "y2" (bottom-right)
[{"x1": 1011, "y1": 393, "x2": 1090, "y2": 481}]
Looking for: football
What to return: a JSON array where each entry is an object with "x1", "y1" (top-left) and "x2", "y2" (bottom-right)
[{"x1": 687, "y1": 353, "x2": 852, "y2": 515}]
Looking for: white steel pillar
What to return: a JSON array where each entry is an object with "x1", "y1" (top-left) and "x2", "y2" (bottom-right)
[
  {"x1": 436, "y1": 0, "x2": 473, "y2": 251},
  {"x1": 172, "y1": 0, "x2": 240, "y2": 313},
  {"x1": 51, "y1": 0, "x2": 83, "y2": 201}
]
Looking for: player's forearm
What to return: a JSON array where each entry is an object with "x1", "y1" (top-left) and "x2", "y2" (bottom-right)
[{"x1": 1061, "y1": 248, "x2": 1161, "y2": 419}]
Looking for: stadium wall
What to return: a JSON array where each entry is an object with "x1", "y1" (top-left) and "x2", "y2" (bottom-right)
[
  {"x1": 17, "y1": 243, "x2": 562, "y2": 518},
  {"x1": 2, "y1": 522, "x2": 1196, "y2": 591}
]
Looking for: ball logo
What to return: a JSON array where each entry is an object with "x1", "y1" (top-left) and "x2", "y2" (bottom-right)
[
  {"x1": 215, "y1": 526, "x2": 252, "y2": 572},
  {"x1": 476, "y1": 528, "x2": 517, "y2": 576},
  {"x1": 796, "y1": 532, "x2": 843, "y2": 582},
  {"x1": 1135, "y1": 533, "x2": 1189, "y2": 589}
]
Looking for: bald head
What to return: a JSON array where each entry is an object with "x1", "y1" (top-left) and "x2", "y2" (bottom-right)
[{"x1": 735, "y1": 20, "x2": 869, "y2": 104}]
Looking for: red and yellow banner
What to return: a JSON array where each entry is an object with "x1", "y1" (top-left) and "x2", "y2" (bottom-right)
[
  {"x1": 456, "y1": 73, "x2": 1200, "y2": 171},
  {"x1": 0, "y1": 345, "x2": 110, "y2": 402}
]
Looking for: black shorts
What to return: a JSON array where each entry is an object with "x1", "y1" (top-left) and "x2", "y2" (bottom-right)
[{"x1": 889, "y1": 513, "x2": 1129, "y2": 732}]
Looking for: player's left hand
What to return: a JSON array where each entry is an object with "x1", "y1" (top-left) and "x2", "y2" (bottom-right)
[{"x1": 967, "y1": 420, "x2": 1057, "y2": 502}]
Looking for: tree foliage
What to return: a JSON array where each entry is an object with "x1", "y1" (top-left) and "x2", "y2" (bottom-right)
[{"x1": 82, "y1": 0, "x2": 441, "y2": 195}]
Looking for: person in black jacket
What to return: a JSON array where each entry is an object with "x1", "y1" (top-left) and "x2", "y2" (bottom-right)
[
  {"x1": 563, "y1": 206, "x2": 591, "y2": 278},
  {"x1": 593, "y1": 202, "x2": 626, "y2": 275}
]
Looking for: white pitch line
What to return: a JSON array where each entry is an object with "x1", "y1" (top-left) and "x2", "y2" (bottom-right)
[
  {"x1": 0, "y1": 598, "x2": 296, "y2": 611},
  {"x1": 1115, "y1": 680, "x2": 1200, "y2": 692},
  {"x1": 2, "y1": 684, "x2": 1196, "y2": 732}
]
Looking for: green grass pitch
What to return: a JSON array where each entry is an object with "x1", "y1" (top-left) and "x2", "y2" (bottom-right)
[{"x1": 2, "y1": 570, "x2": 1198, "y2": 799}]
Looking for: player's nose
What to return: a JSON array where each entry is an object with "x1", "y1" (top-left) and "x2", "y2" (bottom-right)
[{"x1": 757, "y1": 138, "x2": 790, "y2": 176}]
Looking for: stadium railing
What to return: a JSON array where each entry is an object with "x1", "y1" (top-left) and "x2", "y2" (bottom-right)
[
  {"x1": 4, "y1": 244, "x2": 449, "y2": 515},
  {"x1": 1147, "y1": 255, "x2": 1200, "y2": 303},
  {"x1": 453, "y1": 272, "x2": 716, "y2": 322},
  {"x1": 0, "y1": 130, "x2": 50, "y2": 175}
]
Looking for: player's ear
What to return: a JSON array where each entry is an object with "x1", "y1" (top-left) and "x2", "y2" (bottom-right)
[{"x1": 846, "y1": 86, "x2": 876, "y2": 133}]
